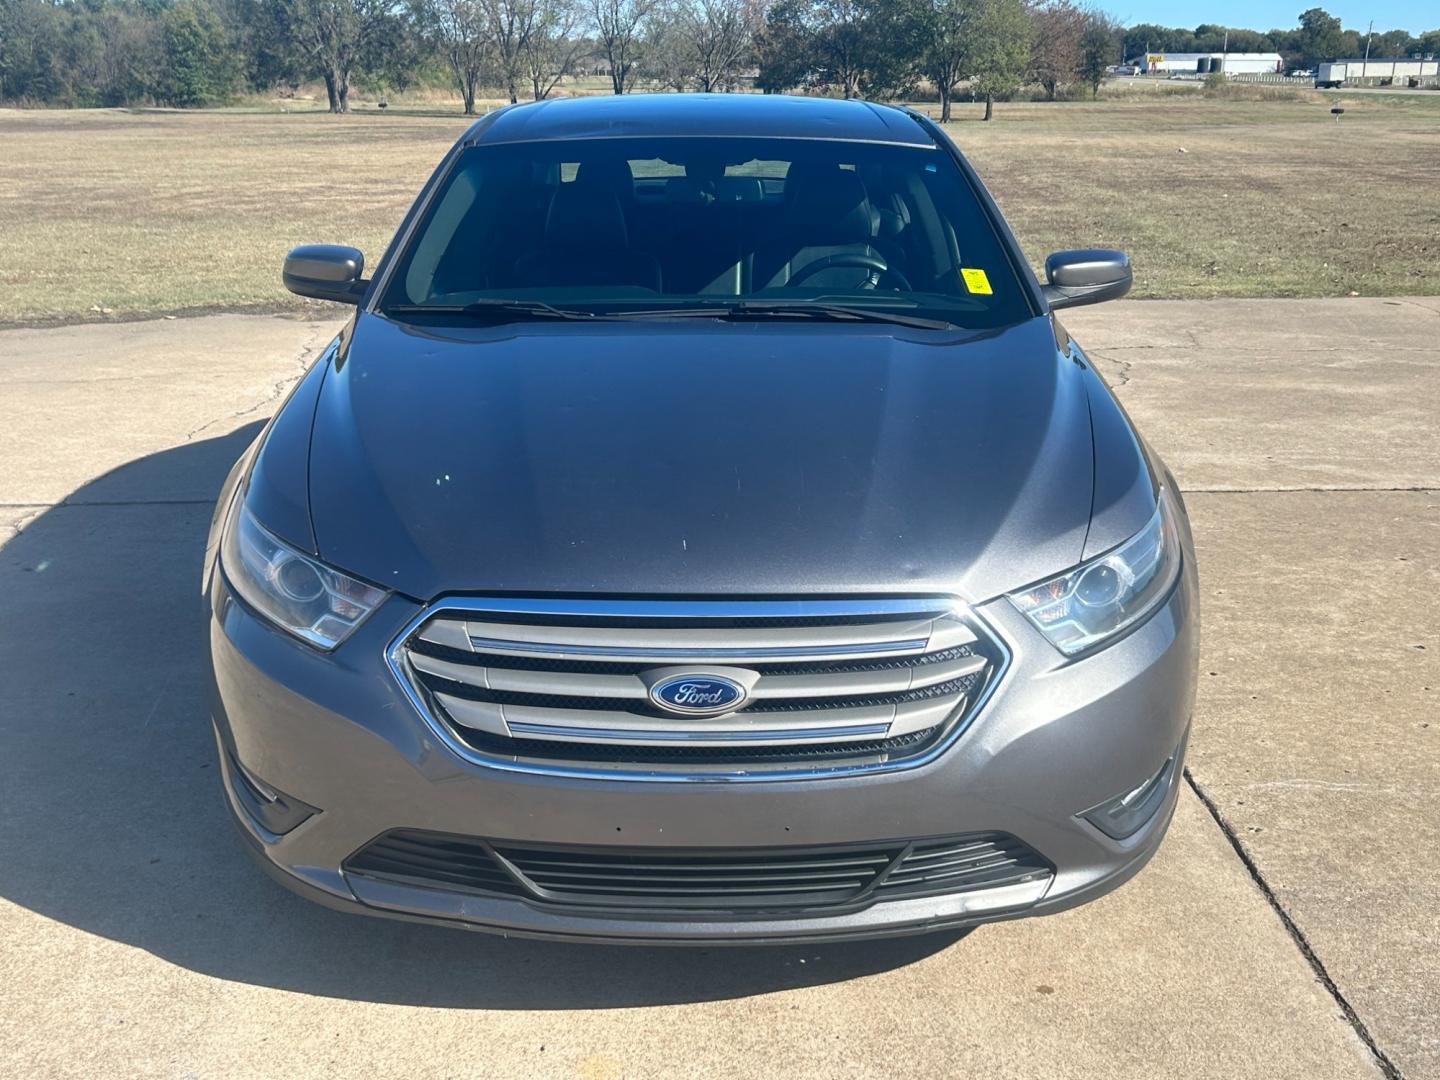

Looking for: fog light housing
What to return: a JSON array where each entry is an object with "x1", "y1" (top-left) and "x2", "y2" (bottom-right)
[
  {"x1": 1082, "y1": 757, "x2": 1176, "y2": 840},
  {"x1": 223, "y1": 747, "x2": 318, "y2": 837}
]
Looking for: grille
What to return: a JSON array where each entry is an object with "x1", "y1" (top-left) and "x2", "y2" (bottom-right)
[
  {"x1": 344, "y1": 829, "x2": 1052, "y2": 914},
  {"x1": 388, "y1": 598, "x2": 1006, "y2": 778}
]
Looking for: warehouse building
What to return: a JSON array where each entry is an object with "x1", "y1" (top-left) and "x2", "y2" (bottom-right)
[{"x1": 1139, "y1": 52, "x2": 1284, "y2": 75}]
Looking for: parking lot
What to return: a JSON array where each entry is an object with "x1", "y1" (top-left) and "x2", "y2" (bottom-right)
[{"x1": 0, "y1": 297, "x2": 1435, "y2": 1078}]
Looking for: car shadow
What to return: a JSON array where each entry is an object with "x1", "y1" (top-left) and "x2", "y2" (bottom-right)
[{"x1": 0, "y1": 425, "x2": 969, "y2": 1009}]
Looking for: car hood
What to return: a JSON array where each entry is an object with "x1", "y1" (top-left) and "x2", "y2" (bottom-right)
[{"x1": 305, "y1": 313, "x2": 1095, "y2": 603}]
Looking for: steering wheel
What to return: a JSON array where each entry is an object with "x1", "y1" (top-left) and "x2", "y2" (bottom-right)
[{"x1": 786, "y1": 254, "x2": 911, "y2": 291}]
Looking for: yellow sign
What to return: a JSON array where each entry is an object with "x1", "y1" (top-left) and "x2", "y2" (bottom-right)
[
  {"x1": 961, "y1": 268, "x2": 993, "y2": 295},
  {"x1": 1147, "y1": 53, "x2": 1164, "y2": 63}
]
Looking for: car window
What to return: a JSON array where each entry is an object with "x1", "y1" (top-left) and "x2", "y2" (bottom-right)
[{"x1": 382, "y1": 136, "x2": 1033, "y2": 330}]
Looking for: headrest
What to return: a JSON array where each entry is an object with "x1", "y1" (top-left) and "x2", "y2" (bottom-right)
[
  {"x1": 716, "y1": 177, "x2": 763, "y2": 203},
  {"x1": 546, "y1": 183, "x2": 629, "y2": 250},
  {"x1": 785, "y1": 166, "x2": 875, "y2": 245},
  {"x1": 874, "y1": 190, "x2": 911, "y2": 239},
  {"x1": 665, "y1": 177, "x2": 710, "y2": 206},
  {"x1": 574, "y1": 158, "x2": 634, "y2": 196}
]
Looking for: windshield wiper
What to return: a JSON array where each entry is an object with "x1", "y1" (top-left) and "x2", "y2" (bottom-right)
[
  {"x1": 386, "y1": 298, "x2": 959, "y2": 330},
  {"x1": 385, "y1": 299, "x2": 607, "y2": 321},
  {"x1": 612, "y1": 302, "x2": 958, "y2": 331},
  {"x1": 728, "y1": 301, "x2": 958, "y2": 330}
]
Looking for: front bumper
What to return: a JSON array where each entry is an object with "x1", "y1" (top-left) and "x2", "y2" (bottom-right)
[{"x1": 208, "y1": 565, "x2": 1198, "y2": 944}]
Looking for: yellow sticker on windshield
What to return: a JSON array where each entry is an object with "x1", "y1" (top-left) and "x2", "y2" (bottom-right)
[{"x1": 961, "y1": 268, "x2": 993, "y2": 295}]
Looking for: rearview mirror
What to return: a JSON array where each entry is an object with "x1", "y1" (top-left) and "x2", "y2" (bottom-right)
[
  {"x1": 282, "y1": 244, "x2": 368, "y2": 304},
  {"x1": 1042, "y1": 249, "x2": 1132, "y2": 310}
]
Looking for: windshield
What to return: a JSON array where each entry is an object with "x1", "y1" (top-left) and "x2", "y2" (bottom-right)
[{"x1": 380, "y1": 136, "x2": 1033, "y2": 330}]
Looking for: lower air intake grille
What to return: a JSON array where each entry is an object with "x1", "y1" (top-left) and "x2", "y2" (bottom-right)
[
  {"x1": 388, "y1": 597, "x2": 1008, "y2": 778},
  {"x1": 344, "y1": 829, "x2": 1051, "y2": 913}
]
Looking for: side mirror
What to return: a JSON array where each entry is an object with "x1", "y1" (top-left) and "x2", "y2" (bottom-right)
[
  {"x1": 1042, "y1": 249, "x2": 1132, "y2": 310},
  {"x1": 282, "y1": 244, "x2": 368, "y2": 304}
]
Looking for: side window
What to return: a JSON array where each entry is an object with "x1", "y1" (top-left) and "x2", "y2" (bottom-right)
[{"x1": 403, "y1": 166, "x2": 481, "y2": 302}]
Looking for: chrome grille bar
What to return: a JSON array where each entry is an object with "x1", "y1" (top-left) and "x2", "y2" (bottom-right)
[{"x1": 386, "y1": 597, "x2": 1008, "y2": 781}]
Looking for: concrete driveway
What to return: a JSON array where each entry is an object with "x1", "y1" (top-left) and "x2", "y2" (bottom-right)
[{"x1": 0, "y1": 299, "x2": 1435, "y2": 1079}]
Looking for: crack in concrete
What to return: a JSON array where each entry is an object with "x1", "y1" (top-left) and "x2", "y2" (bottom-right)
[
  {"x1": 1085, "y1": 349, "x2": 1136, "y2": 387},
  {"x1": 1383, "y1": 298, "x2": 1440, "y2": 319},
  {"x1": 182, "y1": 322, "x2": 332, "y2": 443},
  {"x1": 1, "y1": 506, "x2": 45, "y2": 536},
  {"x1": 1185, "y1": 768, "x2": 1407, "y2": 1080}
]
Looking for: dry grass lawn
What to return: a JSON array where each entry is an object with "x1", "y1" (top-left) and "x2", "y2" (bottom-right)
[{"x1": 1, "y1": 93, "x2": 1437, "y2": 323}]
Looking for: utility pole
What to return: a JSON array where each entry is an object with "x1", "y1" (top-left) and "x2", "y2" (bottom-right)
[{"x1": 1362, "y1": 19, "x2": 1373, "y2": 75}]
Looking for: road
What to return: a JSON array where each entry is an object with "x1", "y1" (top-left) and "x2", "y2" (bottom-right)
[{"x1": 1, "y1": 298, "x2": 1436, "y2": 1079}]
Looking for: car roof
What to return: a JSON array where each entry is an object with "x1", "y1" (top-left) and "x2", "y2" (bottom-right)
[{"x1": 461, "y1": 94, "x2": 935, "y2": 148}]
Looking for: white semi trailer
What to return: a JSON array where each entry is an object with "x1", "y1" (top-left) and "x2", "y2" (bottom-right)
[{"x1": 1316, "y1": 58, "x2": 1440, "y2": 88}]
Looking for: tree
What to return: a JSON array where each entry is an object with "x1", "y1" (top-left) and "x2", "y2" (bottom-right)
[
  {"x1": 1224, "y1": 27, "x2": 1277, "y2": 51},
  {"x1": 277, "y1": 0, "x2": 406, "y2": 112},
  {"x1": 754, "y1": 0, "x2": 902, "y2": 97},
  {"x1": 156, "y1": 0, "x2": 242, "y2": 106},
  {"x1": 220, "y1": 0, "x2": 308, "y2": 91},
  {"x1": 1121, "y1": 22, "x2": 1181, "y2": 61},
  {"x1": 413, "y1": 0, "x2": 491, "y2": 114},
  {"x1": 859, "y1": 0, "x2": 925, "y2": 99},
  {"x1": 1077, "y1": 10, "x2": 1117, "y2": 97},
  {"x1": 481, "y1": 0, "x2": 538, "y2": 104},
  {"x1": 1030, "y1": 0, "x2": 1085, "y2": 100},
  {"x1": 757, "y1": 0, "x2": 866, "y2": 96},
  {"x1": 1369, "y1": 29, "x2": 1416, "y2": 57},
  {"x1": 967, "y1": 0, "x2": 1031, "y2": 119},
  {"x1": 645, "y1": 6, "x2": 699, "y2": 90},
  {"x1": 754, "y1": 0, "x2": 816, "y2": 91},
  {"x1": 919, "y1": 0, "x2": 974, "y2": 121},
  {"x1": 1297, "y1": 7, "x2": 1342, "y2": 68},
  {"x1": 522, "y1": 0, "x2": 584, "y2": 99},
  {"x1": 592, "y1": 0, "x2": 659, "y2": 92},
  {"x1": 676, "y1": 0, "x2": 758, "y2": 92}
]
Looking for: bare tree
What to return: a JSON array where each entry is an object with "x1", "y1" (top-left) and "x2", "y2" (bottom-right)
[
  {"x1": 591, "y1": 0, "x2": 659, "y2": 92},
  {"x1": 676, "y1": 0, "x2": 757, "y2": 92},
  {"x1": 281, "y1": 0, "x2": 403, "y2": 112},
  {"x1": 414, "y1": 0, "x2": 492, "y2": 114},
  {"x1": 476, "y1": 0, "x2": 525, "y2": 102},
  {"x1": 645, "y1": 6, "x2": 698, "y2": 90},
  {"x1": 522, "y1": 0, "x2": 585, "y2": 97},
  {"x1": 1029, "y1": 0, "x2": 1084, "y2": 100}
]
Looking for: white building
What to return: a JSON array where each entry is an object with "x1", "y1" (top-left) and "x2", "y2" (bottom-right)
[
  {"x1": 1139, "y1": 52, "x2": 1284, "y2": 75},
  {"x1": 1316, "y1": 58, "x2": 1440, "y2": 83}
]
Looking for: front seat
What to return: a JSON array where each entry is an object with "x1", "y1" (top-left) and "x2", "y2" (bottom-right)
[
  {"x1": 512, "y1": 182, "x2": 661, "y2": 291},
  {"x1": 751, "y1": 165, "x2": 885, "y2": 291}
]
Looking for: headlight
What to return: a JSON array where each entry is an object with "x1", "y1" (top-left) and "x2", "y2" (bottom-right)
[
  {"x1": 1008, "y1": 488, "x2": 1182, "y2": 655},
  {"x1": 220, "y1": 500, "x2": 387, "y2": 650}
]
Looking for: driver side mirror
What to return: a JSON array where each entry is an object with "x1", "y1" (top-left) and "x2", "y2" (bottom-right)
[
  {"x1": 282, "y1": 244, "x2": 368, "y2": 304},
  {"x1": 1042, "y1": 249, "x2": 1132, "y2": 310}
]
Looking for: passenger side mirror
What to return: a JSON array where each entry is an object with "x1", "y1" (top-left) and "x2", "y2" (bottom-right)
[
  {"x1": 1042, "y1": 249, "x2": 1132, "y2": 310},
  {"x1": 282, "y1": 244, "x2": 368, "y2": 304}
]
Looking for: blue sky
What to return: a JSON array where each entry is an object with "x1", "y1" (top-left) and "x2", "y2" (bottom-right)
[{"x1": 1119, "y1": 0, "x2": 1436, "y2": 33}]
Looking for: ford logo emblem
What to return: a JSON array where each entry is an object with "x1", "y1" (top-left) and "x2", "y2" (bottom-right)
[{"x1": 649, "y1": 674, "x2": 747, "y2": 716}]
